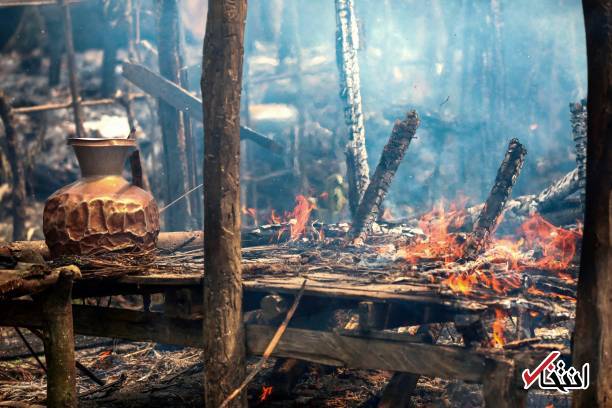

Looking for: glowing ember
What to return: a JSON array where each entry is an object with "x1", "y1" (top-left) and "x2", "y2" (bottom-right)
[
  {"x1": 259, "y1": 385, "x2": 273, "y2": 402},
  {"x1": 491, "y1": 309, "x2": 506, "y2": 347}
]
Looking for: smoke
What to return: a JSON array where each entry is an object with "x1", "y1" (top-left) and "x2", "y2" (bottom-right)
[{"x1": 181, "y1": 0, "x2": 586, "y2": 214}]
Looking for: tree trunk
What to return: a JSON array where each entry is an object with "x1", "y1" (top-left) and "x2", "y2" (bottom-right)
[
  {"x1": 158, "y1": 0, "x2": 190, "y2": 231},
  {"x1": 201, "y1": 0, "x2": 248, "y2": 407},
  {"x1": 573, "y1": 1, "x2": 612, "y2": 406},
  {"x1": 0, "y1": 91, "x2": 26, "y2": 241}
]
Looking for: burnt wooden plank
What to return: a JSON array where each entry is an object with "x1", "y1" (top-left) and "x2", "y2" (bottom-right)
[
  {"x1": 122, "y1": 63, "x2": 283, "y2": 154},
  {"x1": 0, "y1": 301, "x2": 503, "y2": 383}
]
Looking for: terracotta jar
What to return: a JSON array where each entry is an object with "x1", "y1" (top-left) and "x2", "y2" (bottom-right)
[{"x1": 43, "y1": 138, "x2": 159, "y2": 257}]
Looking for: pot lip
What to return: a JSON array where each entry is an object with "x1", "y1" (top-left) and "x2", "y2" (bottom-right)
[{"x1": 68, "y1": 138, "x2": 136, "y2": 147}]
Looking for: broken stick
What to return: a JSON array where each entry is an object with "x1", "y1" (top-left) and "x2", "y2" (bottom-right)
[
  {"x1": 464, "y1": 138, "x2": 527, "y2": 256},
  {"x1": 351, "y1": 111, "x2": 420, "y2": 239}
]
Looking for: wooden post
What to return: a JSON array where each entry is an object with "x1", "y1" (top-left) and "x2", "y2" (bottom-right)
[
  {"x1": 158, "y1": 0, "x2": 190, "y2": 231},
  {"x1": 350, "y1": 111, "x2": 420, "y2": 240},
  {"x1": 0, "y1": 91, "x2": 26, "y2": 241},
  {"x1": 482, "y1": 359, "x2": 526, "y2": 408},
  {"x1": 40, "y1": 270, "x2": 77, "y2": 408},
  {"x1": 464, "y1": 138, "x2": 527, "y2": 257},
  {"x1": 573, "y1": 1, "x2": 612, "y2": 406},
  {"x1": 335, "y1": 0, "x2": 370, "y2": 219},
  {"x1": 201, "y1": 0, "x2": 248, "y2": 407}
]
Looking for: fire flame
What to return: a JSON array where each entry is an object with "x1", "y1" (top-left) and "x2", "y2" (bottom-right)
[
  {"x1": 265, "y1": 195, "x2": 316, "y2": 241},
  {"x1": 259, "y1": 385, "x2": 273, "y2": 402},
  {"x1": 491, "y1": 309, "x2": 506, "y2": 347},
  {"x1": 402, "y1": 200, "x2": 581, "y2": 298},
  {"x1": 289, "y1": 195, "x2": 315, "y2": 240}
]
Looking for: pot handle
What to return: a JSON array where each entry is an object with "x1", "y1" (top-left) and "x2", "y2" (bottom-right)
[{"x1": 129, "y1": 149, "x2": 145, "y2": 189}]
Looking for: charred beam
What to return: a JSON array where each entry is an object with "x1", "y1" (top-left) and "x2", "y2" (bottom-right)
[
  {"x1": 201, "y1": 0, "x2": 248, "y2": 406},
  {"x1": 351, "y1": 111, "x2": 420, "y2": 240},
  {"x1": 464, "y1": 139, "x2": 527, "y2": 256},
  {"x1": 0, "y1": 301, "x2": 513, "y2": 384},
  {"x1": 335, "y1": 0, "x2": 370, "y2": 219}
]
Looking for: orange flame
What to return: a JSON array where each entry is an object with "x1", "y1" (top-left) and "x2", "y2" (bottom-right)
[
  {"x1": 491, "y1": 309, "x2": 506, "y2": 347},
  {"x1": 403, "y1": 201, "x2": 581, "y2": 297},
  {"x1": 259, "y1": 385, "x2": 273, "y2": 402},
  {"x1": 519, "y1": 213, "x2": 581, "y2": 278},
  {"x1": 404, "y1": 199, "x2": 469, "y2": 265},
  {"x1": 289, "y1": 195, "x2": 315, "y2": 240},
  {"x1": 268, "y1": 209, "x2": 282, "y2": 224}
]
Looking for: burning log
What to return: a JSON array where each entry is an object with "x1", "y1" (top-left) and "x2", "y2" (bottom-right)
[
  {"x1": 351, "y1": 111, "x2": 420, "y2": 240},
  {"x1": 458, "y1": 167, "x2": 580, "y2": 231},
  {"x1": 463, "y1": 139, "x2": 527, "y2": 256},
  {"x1": 569, "y1": 100, "x2": 587, "y2": 210},
  {"x1": 334, "y1": 0, "x2": 370, "y2": 219},
  {"x1": 0, "y1": 90, "x2": 26, "y2": 241}
]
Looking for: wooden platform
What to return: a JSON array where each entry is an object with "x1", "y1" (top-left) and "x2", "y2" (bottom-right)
[{"x1": 0, "y1": 234, "x2": 577, "y2": 407}]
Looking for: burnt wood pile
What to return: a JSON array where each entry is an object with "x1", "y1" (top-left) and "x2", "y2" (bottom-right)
[{"x1": 0, "y1": 229, "x2": 579, "y2": 406}]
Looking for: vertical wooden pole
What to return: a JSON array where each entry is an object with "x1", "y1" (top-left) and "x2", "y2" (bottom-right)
[
  {"x1": 0, "y1": 91, "x2": 26, "y2": 241},
  {"x1": 180, "y1": 68, "x2": 202, "y2": 228},
  {"x1": 41, "y1": 271, "x2": 77, "y2": 408},
  {"x1": 573, "y1": 1, "x2": 612, "y2": 406},
  {"x1": 158, "y1": 0, "x2": 190, "y2": 231},
  {"x1": 201, "y1": 0, "x2": 248, "y2": 407},
  {"x1": 59, "y1": 0, "x2": 85, "y2": 139},
  {"x1": 335, "y1": 0, "x2": 370, "y2": 220}
]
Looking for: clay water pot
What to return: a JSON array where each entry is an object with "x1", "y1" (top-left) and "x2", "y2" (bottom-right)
[{"x1": 43, "y1": 138, "x2": 159, "y2": 257}]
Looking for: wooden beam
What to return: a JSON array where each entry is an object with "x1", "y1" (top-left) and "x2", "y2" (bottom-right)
[
  {"x1": 121, "y1": 63, "x2": 283, "y2": 154},
  {"x1": 0, "y1": 301, "x2": 508, "y2": 384},
  {"x1": 573, "y1": 1, "x2": 612, "y2": 406}
]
